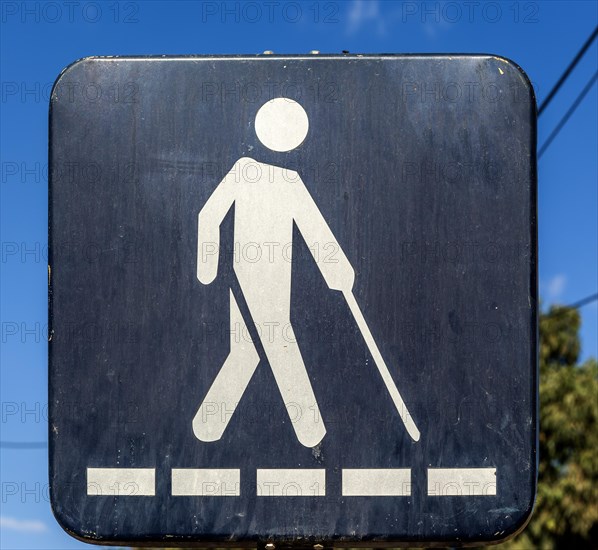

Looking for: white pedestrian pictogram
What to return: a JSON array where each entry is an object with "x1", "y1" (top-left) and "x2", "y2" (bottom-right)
[{"x1": 194, "y1": 98, "x2": 420, "y2": 447}]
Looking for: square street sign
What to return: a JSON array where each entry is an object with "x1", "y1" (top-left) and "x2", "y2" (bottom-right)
[{"x1": 49, "y1": 54, "x2": 537, "y2": 547}]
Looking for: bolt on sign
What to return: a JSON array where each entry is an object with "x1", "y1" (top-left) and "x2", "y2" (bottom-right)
[{"x1": 49, "y1": 54, "x2": 537, "y2": 547}]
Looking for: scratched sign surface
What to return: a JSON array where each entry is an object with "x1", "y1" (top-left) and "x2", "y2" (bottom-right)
[{"x1": 49, "y1": 55, "x2": 537, "y2": 546}]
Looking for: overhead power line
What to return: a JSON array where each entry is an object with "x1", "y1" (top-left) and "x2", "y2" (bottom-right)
[
  {"x1": 544, "y1": 292, "x2": 598, "y2": 318},
  {"x1": 538, "y1": 70, "x2": 598, "y2": 159},
  {"x1": 565, "y1": 292, "x2": 598, "y2": 310},
  {"x1": 538, "y1": 25, "x2": 598, "y2": 116}
]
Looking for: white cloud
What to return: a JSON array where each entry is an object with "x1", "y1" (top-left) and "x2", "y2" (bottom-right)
[
  {"x1": 542, "y1": 274, "x2": 567, "y2": 302},
  {"x1": 0, "y1": 516, "x2": 47, "y2": 533},
  {"x1": 346, "y1": 0, "x2": 386, "y2": 36}
]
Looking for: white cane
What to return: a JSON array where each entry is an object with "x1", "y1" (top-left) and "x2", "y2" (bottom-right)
[{"x1": 343, "y1": 290, "x2": 420, "y2": 442}]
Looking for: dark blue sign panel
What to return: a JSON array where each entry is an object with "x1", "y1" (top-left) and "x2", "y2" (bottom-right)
[{"x1": 49, "y1": 54, "x2": 537, "y2": 546}]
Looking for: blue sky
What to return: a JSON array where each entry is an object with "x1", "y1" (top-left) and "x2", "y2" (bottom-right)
[{"x1": 1, "y1": 1, "x2": 597, "y2": 548}]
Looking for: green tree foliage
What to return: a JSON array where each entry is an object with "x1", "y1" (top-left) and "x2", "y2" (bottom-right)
[{"x1": 501, "y1": 305, "x2": 598, "y2": 549}]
